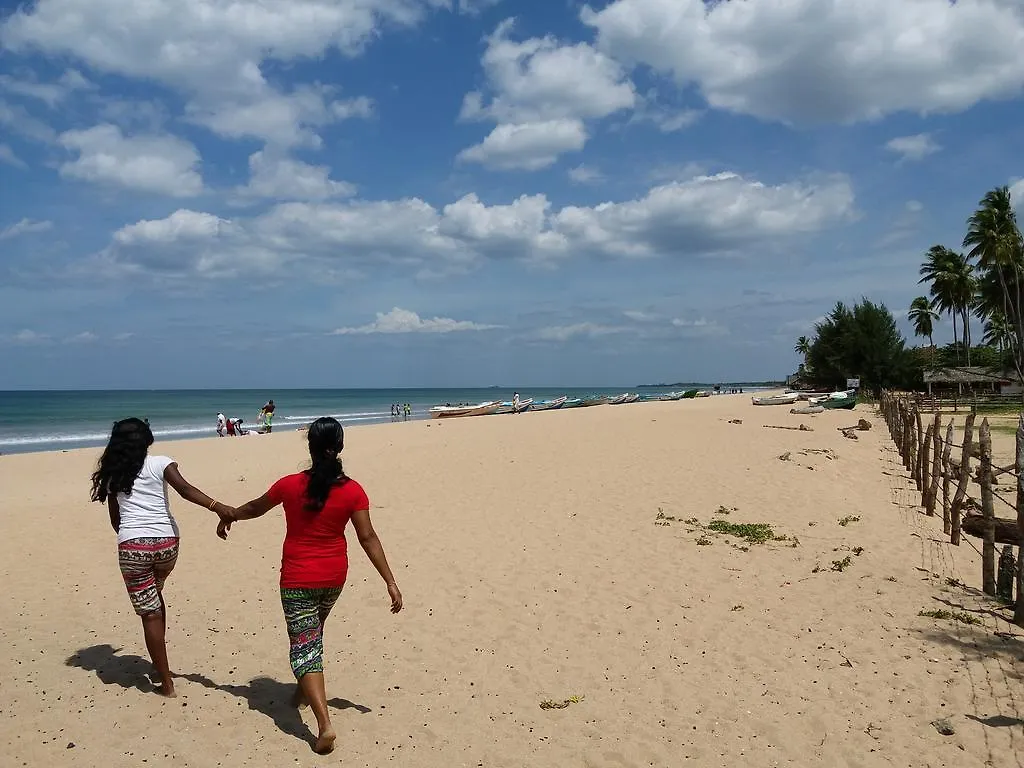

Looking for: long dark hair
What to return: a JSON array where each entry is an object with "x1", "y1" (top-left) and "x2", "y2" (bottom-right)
[
  {"x1": 304, "y1": 417, "x2": 349, "y2": 511},
  {"x1": 90, "y1": 418, "x2": 154, "y2": 503}
]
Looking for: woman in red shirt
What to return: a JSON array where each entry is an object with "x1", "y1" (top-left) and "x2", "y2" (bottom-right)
[{"x1": 217, "y1": 417, "x2": 402, "y2": 754}]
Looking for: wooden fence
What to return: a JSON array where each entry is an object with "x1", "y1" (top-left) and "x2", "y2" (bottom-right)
[{"x1": 879, "y1": 391, "x2": 1024, "y2": 626}]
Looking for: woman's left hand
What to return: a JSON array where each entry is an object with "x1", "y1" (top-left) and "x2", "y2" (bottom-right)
[{"x1": 387, "y1": 582, "x2": 403, "y2": 613}]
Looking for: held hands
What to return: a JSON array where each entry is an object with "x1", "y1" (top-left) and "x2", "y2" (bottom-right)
[
  {"x1": 387, "y1": 582, "x2": 403, "y2": 613},
  {"x1": 214, "y1": 505, "x2": 235, "y2": 540}
]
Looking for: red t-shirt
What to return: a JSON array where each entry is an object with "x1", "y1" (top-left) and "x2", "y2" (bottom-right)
[{"x1": 267, "y1": 473, "x2": 369, "y2": 589}]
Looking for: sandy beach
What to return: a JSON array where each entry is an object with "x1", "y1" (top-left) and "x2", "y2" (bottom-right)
[{"x1": 1, "y1": 395, "x2": 1022, "y2": 768}]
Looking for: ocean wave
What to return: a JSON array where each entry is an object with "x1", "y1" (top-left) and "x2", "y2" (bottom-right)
[
  {"x1": 0, "y1": 412, "x2": 413, "y2": 449},
  {"x1": 282, "y1": 410, "x2": 392, "y2": 421}
]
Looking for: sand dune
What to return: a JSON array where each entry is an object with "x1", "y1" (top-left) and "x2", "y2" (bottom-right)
[{"x1": 1, "y1": 395, "x2": 1021, "y2": 767}]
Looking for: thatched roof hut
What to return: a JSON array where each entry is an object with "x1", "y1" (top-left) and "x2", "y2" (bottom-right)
[{"x1": 922, "y1": 366, "x2": 1021, "y2": 394}]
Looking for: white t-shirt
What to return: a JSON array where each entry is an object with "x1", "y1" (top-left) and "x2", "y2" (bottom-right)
[
  {"x1": 217, "y1": 413, "x2": 226, "y2": 430},
  {"x1": 116, "y1": 455, "x2": 180, "y2": 544}
]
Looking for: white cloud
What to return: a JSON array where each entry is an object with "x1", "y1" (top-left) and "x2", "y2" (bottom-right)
[
  {"x1": 1010, "y1": 179, "x2": 1024, "y2": 211},
  {"x1": 58, "y1": 124, "x2": 204, "y2": 196},
  {"x1": 885, "y1": 133, "x2": 941, "y2": 162},
  {"x1": 458, "y1": 19, "x2": 636, "y2": 168},
  {"x1": 458, "y1": 119, "x2": 586, "y2": 170},
  {"x1": 670, "y1": 317, "x2": 728, "y2": 337},
  {"x1": 233, "y1": 150, "x2": 356, "y2": 203},
  {"x1": 0, "y1": 143, "x2": 25, "y2": 168},
  {"x1": 568, "y1": 164, "x2": 603, "y2": 184},
  {"x1": 96, "y1": 170, "x2": 854, "y2": 281},
  {"x1": 0, "y1": 68, "x2": 92, "y2": 107},
  {"x1": 331, "y1": 307, "x2": 500, "y2": 335},
  {"x1": 0, "y1": 99, "x2": 56, "y2": 142},
  {"x1": 623, "y1": 310, "x2": 656, "y2": 322},
  {"x1": 1, "y1": 0, "x2": 427, "y2": 147},
  {"x1": 457, "y1": 0, "x2": 502, "y2": 15},
  {"x1": 3, "y1": 329, "x2": 49, "y2": 344},
  {"x1": 905, "y1": 200, "x2": 925, "y2": 213},
  {"x1": 0, "y1": 218, "x2": 53, "y2": 240},
  {"x1": 584, "y1": 0, "x2": 1024, "y2": 124},
  {"x1": 186, "y1": 86, "x2": 373, "y2": 148},
  {"x1": 114, "y1": 210, "x2": 231, "y2": 246},
  {"x1": 551, "y1": 172, "x2": 855, "y2": 259},
  {"x1": 65, "y1": 331, "x2": 98, "y2": 344},
  {"x1": 535, "y1": 322, "x2": 627, "y2": 342}
]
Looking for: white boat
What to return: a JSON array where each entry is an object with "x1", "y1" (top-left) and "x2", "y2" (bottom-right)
[
  {"x1": 429, "y1": 401, "x2": 501, "y2": 418},
  {"x1": 695, "y1": 390, "x2": 711, "y2": 398},
  {"x1": 607, "y1": 393, "x2": 631, "y2": 405},
  {"x1": 494, "y1": 398, "x2": 533, "y2": 414},
  {"x1": 751, "y1": 393, "x2": 800, "y2": 406},
  {"x1": 530, "y1": 395, "x2": 568, "y2": 412}
]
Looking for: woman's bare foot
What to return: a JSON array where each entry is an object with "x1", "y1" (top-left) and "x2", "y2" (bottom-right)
[
  {"x1": 313, "y1": 726, "x2": 336, "y2": 755},
  {"x1": 291, "y1": 686, "x2": 308, "y2": 709},
  {"x1": 155, "y1": 682, "x2": 177, "y2": 698}
]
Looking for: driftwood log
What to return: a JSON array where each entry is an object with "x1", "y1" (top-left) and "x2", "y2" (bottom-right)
[{"x1": 962, "y1": 514, "x2": 1022, "y2": 546}]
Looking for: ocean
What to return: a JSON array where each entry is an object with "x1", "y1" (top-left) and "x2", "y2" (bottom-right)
[{"x1": 0, "y1": 386, "x2": 761, "y2": 455}]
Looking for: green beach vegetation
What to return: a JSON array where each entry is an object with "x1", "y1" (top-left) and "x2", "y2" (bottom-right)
[{"x1": 792, "y1": 186, "x2": 1024, "y2": 395}]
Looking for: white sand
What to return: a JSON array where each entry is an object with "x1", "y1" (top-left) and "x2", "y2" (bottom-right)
[{"x1": 1, "y1": 395, "x2": 1021, "y2": 767}]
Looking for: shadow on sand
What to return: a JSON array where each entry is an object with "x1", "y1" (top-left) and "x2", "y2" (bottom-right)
[{"x1": 67, "y1": 644, "x2": 371, "y2": 748}]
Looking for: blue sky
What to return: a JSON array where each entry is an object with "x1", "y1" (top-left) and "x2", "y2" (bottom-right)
[{"x1": 1, "y1": 0, "x2": 1024, "y2": 389}]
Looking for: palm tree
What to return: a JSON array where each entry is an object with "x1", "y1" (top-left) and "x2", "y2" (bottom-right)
[
  {"x1": 982, "y1": 309, "x2": 1014, "y2": 359},
  {"x1": 919, "y1": 245, "x2": 975, "y2": 362},
  {"x1": 794, "y1": 335, "x2": 811, "y2": 359},
  {"x1": 964, "y1": 186, "x2": 1024, "y2": 375},
  {"x1": 908, "y1": 296, "x2": 938, "y2": 347}
]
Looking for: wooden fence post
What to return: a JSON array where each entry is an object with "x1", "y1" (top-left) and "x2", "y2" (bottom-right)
[
  {"x1": 942, "y1": 421, "x2": 954, "y2": 534},
  {"x1": 921, "y1": 409, "x2": 929, "y2": 493},
  {"x1": 920, "y1": 422, "x2": 933, "y2": 508},
  {"x1": 903, "y1": 402, "x2": 914, "y2": 471},
  {"x1": 927, "y1": 413, "x2": 941, "y2": 515},
  {"x1": 979, "y1": 419, "x2": 995, "y2": 596},
  {"x1": 1015, "y1": 415, "x2": 1024, "y2": 626},
  {"x1": 951, "y1": 412, "x2": 976, "y2": 546}
]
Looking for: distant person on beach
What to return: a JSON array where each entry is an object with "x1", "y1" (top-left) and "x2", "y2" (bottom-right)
[
  {"x1": 215, "y1": 417, "x2": 402, "y2": 754},
  {"x1": 216, "y1": 412, "x2": 226, "y2": 437},
  {"x1": 512, "y1": 391, "x2": 521, "y2": 414},
  {"x1": 89, "y1": 417, "x2": 232, "y2": 697},
  {"x1": 259, "y1": 400, "x2": 275, "y2": 433}
]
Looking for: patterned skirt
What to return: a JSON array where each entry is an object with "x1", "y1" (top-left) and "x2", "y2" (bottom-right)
[
  {"x1": 118, "y1": 537, "x2": 179, "y2": 615},
  {"x1": 281, "y1": 587, "x2": 343, "y2": 678}
]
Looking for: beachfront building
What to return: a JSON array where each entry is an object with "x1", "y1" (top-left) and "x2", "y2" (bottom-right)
[{"x1": 921, "y1": 366, "x2": 1023, "y2": 396}]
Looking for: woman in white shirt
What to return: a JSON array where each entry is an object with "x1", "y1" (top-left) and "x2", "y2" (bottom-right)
[{"x1": 90, "y1": 418, "x2": 232, "y2": 697}]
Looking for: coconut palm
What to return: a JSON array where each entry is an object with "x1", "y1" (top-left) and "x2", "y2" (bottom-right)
[
  {"x1": 982, "y1": 309, "x2": 1014, "y2": 359},
  {"x1": 794, "y1": 335, "x2": 811, "y2": 359},
  {"x1": 919, "y1": 245, "x2": 975, "y2": 362},
  {"x1": 907, "y1": 296, "x2": 938, "y2": 347},
  {"x1": 964, "y1": 186, "x2": 1024, "y2": 373}
]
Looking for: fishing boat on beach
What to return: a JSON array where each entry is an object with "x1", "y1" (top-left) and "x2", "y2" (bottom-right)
[
  {"x1": 429, "y1": 401, "x2": 501, "y2": 418},
  {"x1": 751, "y1": 393, "x2": 800, "y2": 406},
  {"x1": 494, "y1": 399, "x2": 533, "y2": 414},
  {"x1": 530, "y1": 396, "x2": 568, "y2": 412},
  {"x1": 681, "y1": 389, "x2": 699, "y2": 399},
  {"x1": 561, "y1": 398, "x2": 584, "y2": 408},
  {"x1": 609, "y1": 393, "x2": 640, "y2": 404},
  {"x1": 819, "y1": 392, "x2": 857, "y2": 410},
  {"x1": 580, "y1": 395, "x2": 611, "y2": 407}
]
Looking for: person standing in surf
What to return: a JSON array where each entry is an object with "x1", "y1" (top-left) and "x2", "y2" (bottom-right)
[
  {"x1": 215, "y1": 416, "x2": 402, "y2": 754},
  {"x1": 90, "y1": 417, "x2": 232, "y2": 697},
  {"x1": 259, "y1": 399, "x2": 275, "y2": 433}
]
